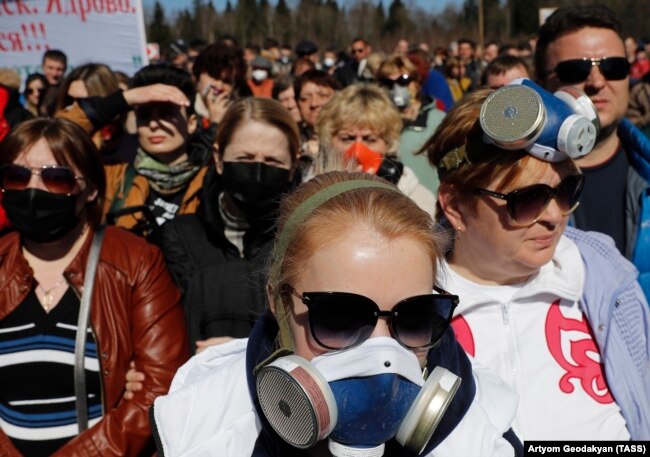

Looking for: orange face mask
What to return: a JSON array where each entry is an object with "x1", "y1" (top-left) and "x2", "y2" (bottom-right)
[
  {"x1": 344, "y1": 142, "x2": 403, "y2": 185},
  {"x1": 344, "y1": 142, "x2": 384, "y2": 174}
]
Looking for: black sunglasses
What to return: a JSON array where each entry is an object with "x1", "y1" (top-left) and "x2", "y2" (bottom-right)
[
  {"x1": 379, "y1": 74, "x2": 412, "y2": 88},
  {"x1": 286, "y1": 286, "x2": 458, "y2": 351},
  {"x1": 25, "y1": 87, "x2": 44, "y2": 95},
  {"x1": 0, "y1": 164, "x2": 84, "y2": 195},
  {"x1": 474, "y1": 174, "x2": 585, "y2": 226},
  {"x1": 552, "y1": 57, "x2": 630, "y2": 84}
]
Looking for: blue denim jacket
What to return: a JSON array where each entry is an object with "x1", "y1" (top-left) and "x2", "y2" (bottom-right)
[
  {"x1": 565, "y1": 226, "x2": 650, "y2": 439},
  {"x1": 619, "y1": 119, "x2": 650, "y2": 300}
]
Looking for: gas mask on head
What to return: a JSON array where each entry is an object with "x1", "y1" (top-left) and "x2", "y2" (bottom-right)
[
  {"x1": 390, "y1": 84, "x2": 411, "y2": 109},
  {"x1": 344, "y1": 142, "x2": 403, "y2": 185},
  {"x1": 256, "y1": 337, "x2": 460, "y2": 456},
  {"x1": 480, "y1": 78, "x2": 599, "y2": 162}
]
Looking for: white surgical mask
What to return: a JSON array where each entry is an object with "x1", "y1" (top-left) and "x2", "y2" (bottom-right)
[
  {"x1": 252, "y1": 69, "x2": 268, "y2": 82},
  {"x1": 324, "y1": 57, "x2": 336, "y2": 68}
]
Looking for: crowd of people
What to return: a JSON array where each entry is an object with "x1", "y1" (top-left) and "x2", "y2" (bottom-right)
[{"x1": 0, "y1": 3, "x2": 648, "y2": 456}]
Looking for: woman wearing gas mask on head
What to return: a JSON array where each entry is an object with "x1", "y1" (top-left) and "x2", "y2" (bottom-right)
[
  {"x1": 316, "y1": 83, "x2": 436, "y2": 216},
  {"x1": 158, "y1": 97, "x2": 301, "y2": 354},
  {"x1": 0, "y1": 118, "x2": 189, "y2": 456},
  {"x1": 423, "y1": 80, "x2": 650, "y2": 440},
  {"x1": 376, "y1": 55, "x2": 447, "y2": 197},
  {"x1": 151, "y1": 170, "x2": 522, "y2": 457}
]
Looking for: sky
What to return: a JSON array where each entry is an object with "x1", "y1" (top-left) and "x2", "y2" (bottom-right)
[{"x1": 144, "y1": 0, "x2": 464, "y2": 15}]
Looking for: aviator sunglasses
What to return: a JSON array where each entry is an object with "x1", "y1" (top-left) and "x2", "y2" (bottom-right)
[
  {"x1": 0, "y1": 164, "x2": 84, "y2": 195},
  {"x1": 286, "y1": 286, "x2": 458, "y2": 350},
  {"x1": 552, "y1": 57, "x2": 630, "y2": 84},
  {"x1": 474, "y1": 174, "x2": 585, "y2": 226}
]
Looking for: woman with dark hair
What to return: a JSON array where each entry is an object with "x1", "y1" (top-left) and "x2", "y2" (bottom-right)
[
  {"x1": 271, "y1": 75, "x2": 301, "y2": 123},
  {"x1": 192, "y1": 43, "x2": 253, "y2": 128},
  {"x1": 102, "y1": 63, "x2": 210, "y2": 239},
  {"x1": 55, "y1": 63, "x2": 126, "y2": 157},
  {"x1": 0, "y1": 118, "x2": 188, "y2": 455},
  {"x1": 22, "y1": 73, "x2": 48, "y2": 117}
]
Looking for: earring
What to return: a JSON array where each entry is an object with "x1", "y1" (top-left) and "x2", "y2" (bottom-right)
[{"x1": 456, "y1": 226, "x2": 462, "y2": 239}]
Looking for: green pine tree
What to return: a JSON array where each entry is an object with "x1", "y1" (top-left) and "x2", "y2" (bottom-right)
[{"x1": 147, "y1": 1, "x2": 173, "y2": 49}]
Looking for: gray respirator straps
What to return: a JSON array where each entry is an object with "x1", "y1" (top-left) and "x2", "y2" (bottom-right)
[
  {"x1": 480, "y1": 78, "x2": 599, "y2": 162},
  {"x1": 267, "y1": 179, "x2": 401, "y2": 353}
]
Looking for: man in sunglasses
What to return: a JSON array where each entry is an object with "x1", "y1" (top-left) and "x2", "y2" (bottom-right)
[
  {"x1": 335, "y1": 37, "x2": 373, "y2": 87},
  {"x1": 535, "y1": 5, "x2": 650, "y2": 299}
]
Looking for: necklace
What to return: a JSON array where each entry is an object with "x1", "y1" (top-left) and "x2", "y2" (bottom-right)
[{"x1": 37, "y1": 278, "x2": 67, "y2": 312}]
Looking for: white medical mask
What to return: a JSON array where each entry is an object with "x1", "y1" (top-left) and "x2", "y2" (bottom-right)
[
  {"x1": 390, "y1": 84, "x2": 411, "y2": 109},
  {"x1": 252, "y1": 69, "x2": 269, "y2": 82}
]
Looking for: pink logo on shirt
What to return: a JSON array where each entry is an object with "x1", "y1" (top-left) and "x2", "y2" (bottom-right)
[
  {"x1": 544, "y1": 301, "x2": 613, "y2": 404},
  {"x1": 451, "y1": 315, "x2": 475, "y2": 357}
]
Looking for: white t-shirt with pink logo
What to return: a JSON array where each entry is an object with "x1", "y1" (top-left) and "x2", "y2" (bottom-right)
[{"x1": 440, "y1": 235, "x2": 630, "y2": 441}]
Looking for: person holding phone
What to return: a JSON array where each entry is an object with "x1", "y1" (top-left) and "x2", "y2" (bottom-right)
[{"x1": 192, "y1": 43, "x2": 253, "y2": 135}]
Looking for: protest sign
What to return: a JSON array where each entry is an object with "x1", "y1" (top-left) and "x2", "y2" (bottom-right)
[{"x1": 0, "y1": 0, "x2": 149, "y2": 83}]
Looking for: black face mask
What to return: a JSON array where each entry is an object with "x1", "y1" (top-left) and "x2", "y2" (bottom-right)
[
  {"x1": 2, "y1": 188, "x2": 80, "y2": 243},
  {"x1": 221, "y1": 162, "x2": 292, "y2": 221}
]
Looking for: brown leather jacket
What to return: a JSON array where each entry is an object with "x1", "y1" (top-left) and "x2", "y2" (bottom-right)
[{"x1": 0, "y1": 226, "x2": 189, "y2": 456}]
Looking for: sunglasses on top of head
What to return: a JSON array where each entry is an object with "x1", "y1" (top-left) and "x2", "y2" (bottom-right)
[
  {"x1": 285, "y1": 285, "x2": 458, "y2": 351},
  {"x1": 474, "y1": 174, "x2": 585, "y2": 226},
  {"x1": 551, "y1": 57, "x2": 630, "y2": 84},
  {"x1": 378, "y1": 74, "x2": 413, "y2": 88},
  {"x1": 0, "y1": 164, "x2": 84, "y2": 195}
]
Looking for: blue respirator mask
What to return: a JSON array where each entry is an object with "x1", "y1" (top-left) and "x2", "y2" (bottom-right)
[
  {"x1": 255, "y1": 337, "x2": 461, "y2": 456},
  {"x1": 480, "y1": 78, "x2": 599, "y2": 162}
]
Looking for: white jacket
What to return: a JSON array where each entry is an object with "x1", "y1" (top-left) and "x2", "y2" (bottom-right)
[
  {"x1": 397, "y1": 165, "x2": 437, "y2": 217},
  {"x1": 440, "y1": 235, "x2": 630, "y2": 440},
  {"x1": 152, "y1": 339, "x2": 519, "y2": 457}
]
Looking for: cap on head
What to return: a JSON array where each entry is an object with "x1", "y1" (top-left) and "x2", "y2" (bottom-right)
[
  {"x1": 169, "y1": 39, "x2": 188, "y2": 57},
  {"x1": 251, "y1": 55, "x2": 273, "y2": 70},
  {"x1": 295, "y1": 40, "x2": 318, "y2": 57}
]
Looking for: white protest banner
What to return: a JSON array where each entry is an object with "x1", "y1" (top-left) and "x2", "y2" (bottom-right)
[{"x1": 0, "y1": 0, "x2": 149, "y2": 84}]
